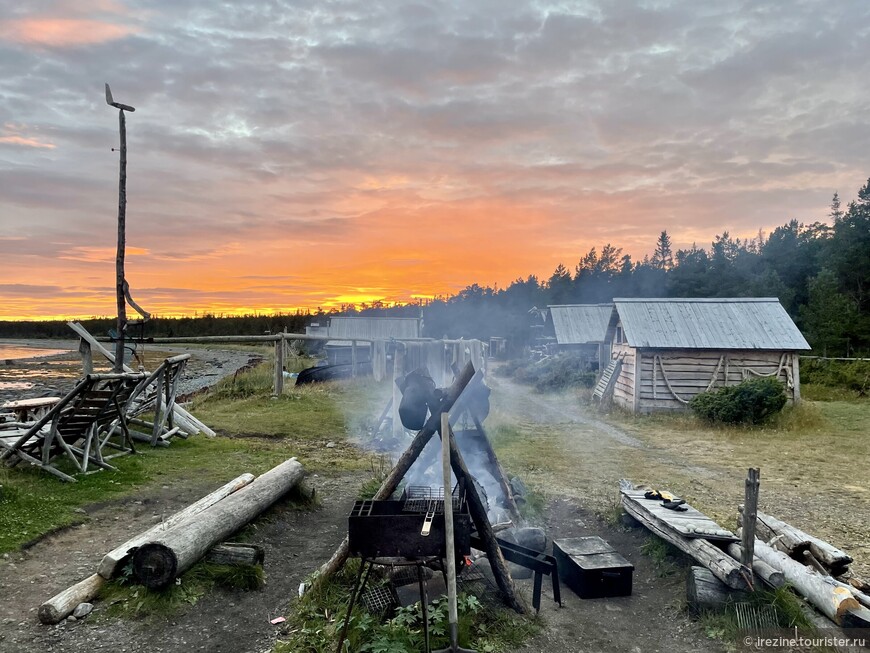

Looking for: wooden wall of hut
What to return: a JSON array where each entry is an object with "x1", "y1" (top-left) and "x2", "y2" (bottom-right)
[{"x1": 610, "y1": 346, "x2": 800, "y2": 413}]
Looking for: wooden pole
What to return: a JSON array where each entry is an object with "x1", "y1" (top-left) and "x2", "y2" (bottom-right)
[
  {"x1": 351, "y1": 340, "x2": 357, "y2": 378},
  {"x1": 113, "y1": 108, "x2": 128, "y2": 373},
  {"x1": 742, "y1": 468, "x2": 760, "y2": 587},
  {"x1": 753, "y1": 539, "x2": 865, "y2": 626},
  {"x1": 312, "y1": 363, "x2": 476, "y2": 591},
  {"x1": 391, "y1": 345, "x2": 405, "y2": 437},
  {"x1": 274, "y1": 338, "x2": 284, "y2": 396}
]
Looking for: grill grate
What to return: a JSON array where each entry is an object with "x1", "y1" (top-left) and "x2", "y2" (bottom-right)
[{"x1": 401, "y1": 486, "x2": 464, "y2": 514}]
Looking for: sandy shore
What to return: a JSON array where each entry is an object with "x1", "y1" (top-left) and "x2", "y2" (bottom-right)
[{"x1": 0, "y1": 339, "x2": 262, "y2": 405}]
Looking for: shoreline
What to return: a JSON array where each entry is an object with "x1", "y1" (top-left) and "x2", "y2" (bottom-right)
[{"x1": 0, "y1": 338, "x2": 263, "y2": 405}]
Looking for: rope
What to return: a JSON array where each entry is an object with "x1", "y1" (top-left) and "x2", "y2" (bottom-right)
[{"x1": 653, "y1": 354, "x2": 724, "y2": 404}]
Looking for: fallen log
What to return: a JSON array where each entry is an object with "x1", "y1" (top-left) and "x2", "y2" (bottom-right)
[
  {"x1": 755, "y1": 511, "x2": 853, "y2": 572},
  {"x1": 132, "y1": 458, "x2": 303, "y2": 589},
  {"x1": 753, "y1": 539, "x2": 866, "y2": 627},
  {"x1": 311, "y1": 363, "x2": 476, "y2": 593},
  {"x1": 38, "y1": 573, "x2": 105, "y2": 625},
  {"x1": 205, "y1": 543, "x2": 264, "y2": 566},
  {"x1": 621, "y1": 493, "x2": 749, "y2": 591},
  {"x1": 98, "y1": 472, "x2": 255, "y2": 579},
  {"x1": 687, "y1": 566, "x2": 748, "y2": 614},
  {"x1": 726, "y1": 542, "x2": 785, "y2": 588}
]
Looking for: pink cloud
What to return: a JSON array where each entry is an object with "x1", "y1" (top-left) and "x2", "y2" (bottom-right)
[
  {"x1": 0, "y1": 18, "x2": 137, "y2": 47},
  {"x1": 0, "y1": 135, "x2": 55, "y2": 149}
]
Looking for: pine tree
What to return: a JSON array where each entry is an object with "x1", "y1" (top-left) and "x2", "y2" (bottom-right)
[
  {"x1": 651, "y1": 230, "x2": 674, "y2": 271},
  {"x1": 830, "y1": 192, "x2": 843, "y2": 223}
]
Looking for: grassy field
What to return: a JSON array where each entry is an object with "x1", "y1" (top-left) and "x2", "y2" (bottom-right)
[{"x1": 0, "y1": 359, "x2": 376, "y2": 553}]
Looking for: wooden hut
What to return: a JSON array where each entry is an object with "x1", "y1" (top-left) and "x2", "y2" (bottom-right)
[
  {"x1": 548, "y1": 304, "x2": 613, "y2": 370},
  {"x1": 599, "y1": 298, "x2": 810, "y2": 413}
]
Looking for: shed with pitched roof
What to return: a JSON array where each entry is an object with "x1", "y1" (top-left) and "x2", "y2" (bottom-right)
[{"x1": 598, "y1": 298, "x2": 810, "y2": 413}]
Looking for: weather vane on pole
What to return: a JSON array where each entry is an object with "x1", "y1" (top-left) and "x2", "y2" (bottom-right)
[{"x1": 105, "y1": 83, "x2": 135, "y2": 372}]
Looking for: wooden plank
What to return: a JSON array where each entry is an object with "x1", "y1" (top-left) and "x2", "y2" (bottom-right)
[{"x1": 621, "y1": 492, "x2": 748, "y2": 590}]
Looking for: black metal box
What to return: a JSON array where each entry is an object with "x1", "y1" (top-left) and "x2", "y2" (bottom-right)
[
  {"x1": 553, "y1": 537, "x2": 633, "y2": 599},
  {"x1": 348, "y1": 500, "x2": 472, "y2": 559}
]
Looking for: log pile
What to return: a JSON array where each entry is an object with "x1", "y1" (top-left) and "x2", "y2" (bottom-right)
[
  {"x1": 38, "y1": 459, "x2": 303, "y2": 624},
  {"x1": 737, "y1": 509, "x2": 870, "y2": 628}
]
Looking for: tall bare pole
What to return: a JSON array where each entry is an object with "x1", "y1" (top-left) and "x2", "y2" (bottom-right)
[{"x1": 105, "y1": 84, "x2": 135, "y2": 372}]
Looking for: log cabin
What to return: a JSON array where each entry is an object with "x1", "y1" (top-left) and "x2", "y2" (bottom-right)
[{"x1": 602, "y1": 298, "x2": 810, "y2": 413}]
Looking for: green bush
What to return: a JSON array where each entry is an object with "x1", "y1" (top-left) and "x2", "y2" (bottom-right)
[
  {"x1": 690, "y1": 377, "x2": 787, "y2": 425},
  {"x1": 800, "y1": 359, "x2": 870, "y2": 396}
]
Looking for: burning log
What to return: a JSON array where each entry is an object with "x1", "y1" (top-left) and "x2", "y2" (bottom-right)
[
  {"x1": 445, "y1": 417, "x2": 524, "y2": 613},
  {"x1": 98, "y1": 473, "x2": 255, "y2": 579},
  {"x1": 132, "y1": 458, "x2": 303, "y2": 589}
]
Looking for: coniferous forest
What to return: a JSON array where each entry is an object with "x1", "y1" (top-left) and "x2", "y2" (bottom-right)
[{"x1": 2, "y1": 178, "x2": 869, "y2": 357}]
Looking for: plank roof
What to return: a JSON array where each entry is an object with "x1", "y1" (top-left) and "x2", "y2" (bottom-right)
[
  {"x1": 548, "y1": 304, "x2": 613, "y2": 344},
  {"x1": 612, "y1": 298, "x2": 810, "y2": 350},
  {"x1": 325, "y1": 316, "x2": 421, "y2": 345}
]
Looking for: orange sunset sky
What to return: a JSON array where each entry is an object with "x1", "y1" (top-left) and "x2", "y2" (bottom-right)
[{"x1": 1, "y1": 1, "x2": 869, "y2": 320}]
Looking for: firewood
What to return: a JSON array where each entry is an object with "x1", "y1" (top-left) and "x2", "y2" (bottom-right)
[
  {"x1": 132, "y1": 459, "x2": 303, "y2": 589},
  {"x1": 755, "y1": 511, "x2": 853, "y2": 572},
  {"x1": 39, "y1": 574, "x2": 105, "y2": 625},
  {"x1": 726, "y1": 542, "x2": 785, "y2": 588}
]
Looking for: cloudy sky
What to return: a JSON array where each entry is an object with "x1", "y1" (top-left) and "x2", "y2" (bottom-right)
[{"x1": 1, "y1": 0, "x2": 868, "y2": 319}]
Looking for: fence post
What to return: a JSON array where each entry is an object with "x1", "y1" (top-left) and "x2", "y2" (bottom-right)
[{"x1": 274, "y1": 337, "x2": 284, "y2": 396}]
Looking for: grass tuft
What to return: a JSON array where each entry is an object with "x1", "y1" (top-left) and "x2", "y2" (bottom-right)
[{"x1": 99, "y1": 561, "x2": 265, "y2": 619}]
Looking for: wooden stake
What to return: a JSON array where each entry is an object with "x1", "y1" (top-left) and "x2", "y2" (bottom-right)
[{"x1": 742, "y1": 468, "x2": 760, "y2": 587}]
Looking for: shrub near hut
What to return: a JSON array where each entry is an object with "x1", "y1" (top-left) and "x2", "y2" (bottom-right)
[{"x1": 690, "y1": 377, "x2": 787, "y2": 425}]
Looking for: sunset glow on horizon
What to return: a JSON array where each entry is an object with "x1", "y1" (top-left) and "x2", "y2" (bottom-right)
[{"x1": 2, "y1": 1, "x2": 869, "y2": 321}]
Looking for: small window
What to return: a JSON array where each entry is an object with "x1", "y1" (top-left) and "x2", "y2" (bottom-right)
[{"x1": 616, "y1": 326, "x2": 624, "y2": 344}]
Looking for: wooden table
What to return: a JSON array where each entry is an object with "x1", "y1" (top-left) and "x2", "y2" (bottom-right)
[{"x1": 1, "y1": 397, "x2": 61, "y2": 422}]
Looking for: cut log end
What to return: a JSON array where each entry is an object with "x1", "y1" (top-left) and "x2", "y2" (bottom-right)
[{"x1": 133, "y1": 543, "x2": 178, "y2": 589}]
